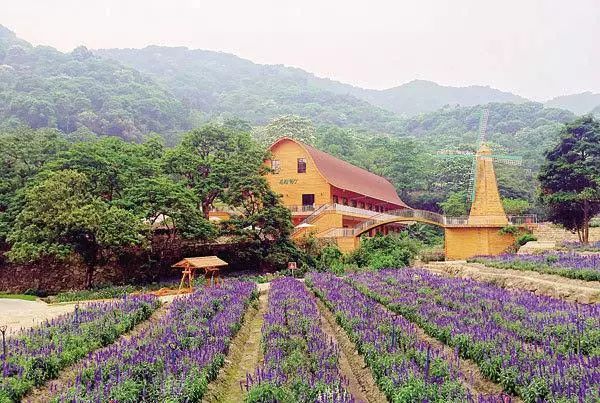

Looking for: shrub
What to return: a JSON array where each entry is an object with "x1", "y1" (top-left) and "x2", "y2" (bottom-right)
[
  {"x1": 517, "y1": 233, "x2": 537, "y2": 246},
  {"x1": 349, "y1": 233, "x2": 420, "y2": 269}
]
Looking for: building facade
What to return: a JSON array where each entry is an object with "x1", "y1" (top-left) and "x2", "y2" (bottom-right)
[{"x1": 265, "y1": 137, "x2": 410, "y2": 251}]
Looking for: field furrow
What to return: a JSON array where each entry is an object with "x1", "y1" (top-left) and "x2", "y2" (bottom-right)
[
  {"x1": 245, "y1": 277, "x2": 353, "y2": 402},
  {"x1": 202, "y1": 288, "x2": 269, "y2": 403}
]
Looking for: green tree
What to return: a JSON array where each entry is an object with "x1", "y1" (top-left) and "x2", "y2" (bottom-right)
[
  {"x1": 439, "y1": 192, "x2": 468, "y2": 216},
  {"x1": 538, "y1": 116, "x2": 600, "y2": 243},
  {"x1": 349, "y1": 233, "x2": 420, "y2": 269},
  {"x1": 163, "y1": 125, "x2": 266, "y2": 218},
  {"x1": 47, "y1": 136, "x2": 161, "y2": 202},
  {"x1": 502, "y1": 198, "x2": 531, "y2": 215},
  {"x1": 253, "y1": 115, "x2": 317, "y2": 146},
  {"x1": 223, "y1": 175, "x2": 296, "y2": 271},
  {"x1": 7, "y1": 170, "x2": 144, "y2": 287},
  {"x1": 0, "y1": 127, "x2": 68, "y2": 241},
  {"x1": 120, "y1": 176, "x2": 216, "y2": 241}
]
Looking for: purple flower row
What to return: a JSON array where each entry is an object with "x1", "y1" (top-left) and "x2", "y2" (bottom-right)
[
  {"x1": 471, "y1": 252, "x2": 600, "y2": 281},
  {"x1": 0, "y1": 295, "x2": 159, "y2": 402},
  {"x1": 560, "y1": 240, "x2": 600, "y2": 251},
  {"x1": 307, "y1": 273, "x2": 508, "y2": 402},
  {"x1": 246, "y1": 277, "x2": 352, "y2": 402},
  {"x1": 348, "y1": 269, "x2": 600, "y2": 402},
  {"x1": 54, "y1": 281, "x2": 256, "y2": 402}
]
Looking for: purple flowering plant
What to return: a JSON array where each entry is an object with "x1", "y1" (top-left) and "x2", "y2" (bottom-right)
[
  {"x1": 52, "y1": 281, "x2": 255, "y2": 402},
  {"x1": 245, "y1": 277, "x2": 352, "y2": 403},
  {"x1": 348, "y1": 269, "x2": 600, "y2": 402},
  {"x1": 0, "y1": 295, "x2": 160, "y2": 402}
]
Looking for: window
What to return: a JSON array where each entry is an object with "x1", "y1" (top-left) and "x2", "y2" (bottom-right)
[
  {"x1": 297, "y1": 158, "x2": 307, "y2": 173},
  {"x1": 302, "y1": 194, "x2": 315, "y2": 206},
  {"x1": 351, "y1": 200, "x2": 357, "y2": 207},
  {"x1": 342, "y1": 197, "x2": 348, "y2": 205},
  {"x1": 332, "y1": 195, "x2": 338, "y2": 204},
  {"x1": 271, "y1": 160, "x2": 281, "y2": 174}
]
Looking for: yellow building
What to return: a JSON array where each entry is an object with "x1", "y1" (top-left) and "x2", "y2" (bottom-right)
[
  {"x1": 266, "y1": 137, "x2": 410, "y2": 250},
  {"x1": 265, "y1": 139, "x2": 530, "y2": 258}
]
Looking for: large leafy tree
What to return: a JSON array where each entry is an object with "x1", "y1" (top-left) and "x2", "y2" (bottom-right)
[
  {"x1": 223, "y1": 175, "x2": 296, "y2": 271},
  {"x1": 46, "y1": 136, "x2": 161, "y2": 201},
  {"x1": 7, "y1": 170, "x2": 144, "y2": 287},
  {"x1": 121, "y1": 176, "x2": 216, "y2": 241},
  {"x1": 163, "y1": 124, "x2": 266, "y2": 218},
  {"x1": 539, "y1": 116, "x2": 600, "y2": 243},
  {"x1": 0, "y1": 127, "x2": 68, "y2": 241}
]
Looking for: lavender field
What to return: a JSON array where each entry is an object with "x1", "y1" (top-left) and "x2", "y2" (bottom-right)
[
  {"x1": 55, "y1": 281, "x2": 255, "y2": 402},
  {"x1": 245, "y1": 277, "x2": 352, "y2": 402},
  {"x1": 1, "y1": 270, "x2": 597, "y2": 403},
  {"x1": 471, "y1": 252, "x2": 600, "y2": 281},
  {"x1": 0, "y1": 295, "x2": 160, "y2": 402},
  {"x1": 348, "y1": 269, "x2": 600, "y2": 402},
  {"x1": 308, "y1": 272, "x2": 509, "y2": 403}
]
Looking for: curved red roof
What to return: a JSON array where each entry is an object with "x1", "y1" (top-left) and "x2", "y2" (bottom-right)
[{"x1": 270, "y1": 138, "x2": 410, "y2": 208}]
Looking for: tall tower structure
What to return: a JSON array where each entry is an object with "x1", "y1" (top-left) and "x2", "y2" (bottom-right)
[{"x1": 467, "y1": 145, "x2": 508, "y2": 226}]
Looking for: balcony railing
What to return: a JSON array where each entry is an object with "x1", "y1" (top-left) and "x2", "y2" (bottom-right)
[
  {"x1": 319, "y1": 228, "x2": 356, "y2": 238},
  {"x1": 288, "y1": 204, "x2": 327, "y2": 213}
]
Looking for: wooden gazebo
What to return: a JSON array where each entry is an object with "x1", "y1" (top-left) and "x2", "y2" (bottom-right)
[{"x1": 172, "y1": 256, "x2": 228, "y2": 291}]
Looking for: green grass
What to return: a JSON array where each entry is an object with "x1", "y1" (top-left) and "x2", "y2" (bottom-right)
[{"x1": 0, "y1": 293, "x2": 38, "y2": 301}]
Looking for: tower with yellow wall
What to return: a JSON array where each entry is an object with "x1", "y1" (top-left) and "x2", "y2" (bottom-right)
[{"x1": 444, "y1": 144, "x2": 514, "y2": 259}]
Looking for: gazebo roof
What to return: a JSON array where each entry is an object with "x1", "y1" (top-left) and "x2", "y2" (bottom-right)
[{"x1": 172, "y1": 256, "x2": 228, "y2": 269}]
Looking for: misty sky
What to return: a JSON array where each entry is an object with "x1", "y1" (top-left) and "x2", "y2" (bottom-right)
[{"x1": 2, "y1": 0, "x2": 599, "y2": 100}]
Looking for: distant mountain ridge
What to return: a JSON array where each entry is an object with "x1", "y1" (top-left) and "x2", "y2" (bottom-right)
[
  {"x1": 0, "y1": 25, "x2": 189, "y2": 141},
  {"x1": 97, "y1": 45, "x2": 529, "y2": 118},
  {"x1": 545, "y1": 92, "x2": 600, "y2": 115},
  {"x1": 0, "y1": 24, "x2": 586, "y2": 145},
  {"x1": 308, "y1": 78, "x2": 529, "y2": 116}
]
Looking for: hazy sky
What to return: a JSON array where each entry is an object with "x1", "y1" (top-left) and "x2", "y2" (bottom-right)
[{"x1": 2, "y1": 0, "x2": 599, "y2": 100}]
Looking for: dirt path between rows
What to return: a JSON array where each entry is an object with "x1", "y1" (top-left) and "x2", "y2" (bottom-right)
[
  {"x1": 424, "y1": 261, "x2": 600, "y2": 303},
  {"x1": 202, "y1": 289, "x2": 269, "y2": 403},
  {"x1": 24, "y1": 301, "x2": 171, "y2": 403},
  {"x1": 316, "y1": 299, "x2": 387, "y2": 403}
]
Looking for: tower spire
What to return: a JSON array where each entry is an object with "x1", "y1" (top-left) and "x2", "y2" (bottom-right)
[{"x1": 467, "y1": 145, "x2": 508, "y2": 225}]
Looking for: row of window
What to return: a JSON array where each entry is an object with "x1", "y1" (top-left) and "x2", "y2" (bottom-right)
[{"x1": 271, "y1": 158, "x2": 306, "y2": 174}]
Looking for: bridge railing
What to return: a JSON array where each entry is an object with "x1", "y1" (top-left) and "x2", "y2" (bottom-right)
[
  {"x1": 353, "y1": 211, "x2": 538, "y2": 235},
  {"x1": 319, "y1": 228, "x2": 356, "y2": 238},
  {"x1": 353, "y1": 209, "x2": 447, "y2": 235}
]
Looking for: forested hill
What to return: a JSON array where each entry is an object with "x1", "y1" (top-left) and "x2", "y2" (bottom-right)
[
  {"x1": 0, "y1": 26, "x2": 190, "y2": 141},
  {"x1": 545, "y1": 92, "x2": 600, "y2": 115},
  {"x1": 96, "y1": 46, "x2": 403, "y2": 131},
  {"x1": 313, "y1": 78, "x2": 528, "y2": 116},
  {"x1": 0, "y1": 24, "x2": 579, "y2": 162},
  {"x1": 97, "y1": 46, "x2": 529, "y2": 122}
]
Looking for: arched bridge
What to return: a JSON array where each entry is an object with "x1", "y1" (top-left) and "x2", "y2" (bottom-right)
[
  {"x1": 353, "y1": 209, "x2": 448, "y2": 236},
  {"x1": 317, "y1": 208, "x2": 536, "y2": 239}
]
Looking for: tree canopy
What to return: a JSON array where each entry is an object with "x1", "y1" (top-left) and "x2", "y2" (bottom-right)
[
  {"x1": 539, "y1": 115, "x2": 600, "y2": 243},
  {"x1": 0, "y1": 125, "x2": 295, "y2": 287}
]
